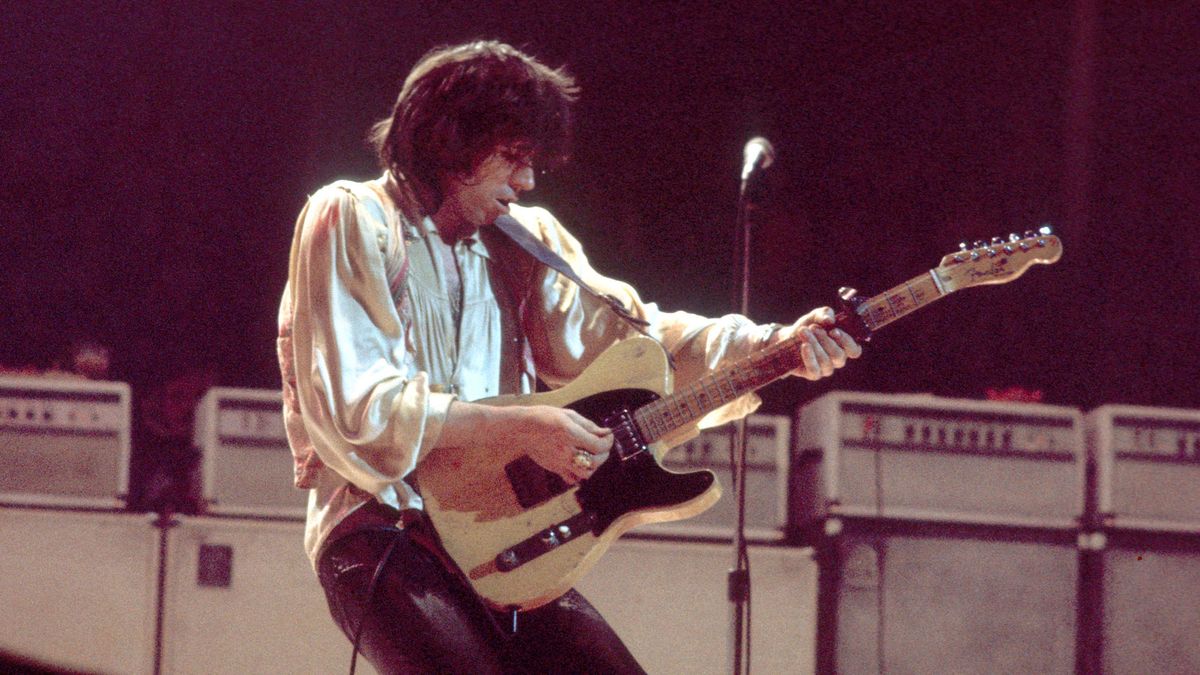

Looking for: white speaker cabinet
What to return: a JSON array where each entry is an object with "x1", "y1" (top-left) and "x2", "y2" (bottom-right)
[
  {"x1": 0, "y1": 506, "x2": 159, "y2": 674},
  {"x1": 159, "y1": 515, "x2": 376, "y2": 674},
  {"x1": 577, "y1": 536, "x2": 817, "y2": 674}
]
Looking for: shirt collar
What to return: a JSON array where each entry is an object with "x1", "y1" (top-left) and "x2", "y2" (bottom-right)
[
  {"x1": 380, "y1": 171, "x2": 492, "y2": 260},
  {"x1": 408, "y1": 210, "x2": 492, "y2": 260}
]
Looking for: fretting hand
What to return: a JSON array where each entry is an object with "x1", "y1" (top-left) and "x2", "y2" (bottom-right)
[{"x1": 770, "y1": 307, "x2": 863, "y2": 381}]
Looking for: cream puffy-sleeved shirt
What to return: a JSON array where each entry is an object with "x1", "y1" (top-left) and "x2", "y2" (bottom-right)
[{"x1": 278, "y1": 174, "x2": 776, "y2": 567}]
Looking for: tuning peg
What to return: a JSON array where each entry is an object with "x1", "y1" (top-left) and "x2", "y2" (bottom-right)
[
  {"x1": 1009, "y1": 233, "x2": 1021, "y2": 242},
  {"x1": 991, "y1": 236, "x2": 1004, "y2": 246},
  {"x1": 959, "y1": 241, "x2": 970, "y2": 251},
  {"x1": 973, "y1": 240, "x2": 987, "y2": 249},
  {"x1": 1024, "y1": 230, "x2": 1036, "y2": 239},
  {"x1": 1038, "y1": 224, "x2": 1053, "y2": 235},
  {"x1": 838, "y1": 287, "x2": 858, "y2": 301}
]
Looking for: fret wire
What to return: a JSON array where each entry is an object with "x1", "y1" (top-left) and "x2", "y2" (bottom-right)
[
  {"x1": 646, "y1": 405, "x2": 664, "y2": 440},
  {"x1": 633, "y1": 408, "x2": 649, "y2": 440},
  {"x1": 651, "y1": 411, "x2": 665, "y2": 440},
  {"x1": 634, "y1": 405, "x2": 654, "y2": 440},
  {"x1": 690, "y1": 387, "x2": 701, "y2": 414},
  {"x1": 905, "y1": 279, "x2": 922, "y2": 307},
  {"x1": 698, "y1": 377, "x2": 714, "y2": 409}
]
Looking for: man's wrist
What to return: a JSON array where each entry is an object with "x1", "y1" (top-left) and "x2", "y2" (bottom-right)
[{"x1": 760, "y1": 322, "x2": 786, "y2": 346}]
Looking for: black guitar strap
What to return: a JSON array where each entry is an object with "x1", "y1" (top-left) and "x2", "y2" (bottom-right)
[{"x1": 491, "y1": 214, "x2": 655, "y2": 340}]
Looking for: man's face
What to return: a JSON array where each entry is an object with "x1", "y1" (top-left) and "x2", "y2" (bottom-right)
[{"x1": 437, "y1": 144, "x2": 536, "y2": 234}]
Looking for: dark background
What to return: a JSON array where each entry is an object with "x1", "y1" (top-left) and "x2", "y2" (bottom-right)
[{"x1": 2, "y1": 1, "x2": 1197, "y2": 415}]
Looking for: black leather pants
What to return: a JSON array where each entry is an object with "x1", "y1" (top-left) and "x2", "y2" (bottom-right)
[{"x1": 317, "y1": 526, "x2": 646, "y2": 675}]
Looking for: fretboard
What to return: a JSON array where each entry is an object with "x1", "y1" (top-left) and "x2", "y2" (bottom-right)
[
  {"x1": 633, "y1": 333, "x2": 806, "y2": 444},
  {"x1": 631, "y1": 268, "x2": 952, "y2": 444}
]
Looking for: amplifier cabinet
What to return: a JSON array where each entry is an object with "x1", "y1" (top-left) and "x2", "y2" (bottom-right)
[
  {"x1": 815, "y1": 518, "x2": 1079, "y2": 675},
  {"x1": 577, "y1": 537, "x2": 816, "y2": 674},
  {"x1": 1086, "y1": 404, "x2": 1200, "y2": 532},
  {"x1": 0, "y1": 376, "x2": 131, "y2": 508},
  {"x1": 194, "y1": 387, "x2": 303, "y2": 518},
  {"x1": 642, "y1": 414, "x2": 790, "y2": 541},
  {"x1": 793, "y1": 391, "x2": 1085, "y2": 529},
  {"x1": 1097, "y1": 531, "x2": 1200, "y2": 674},
  {"x1": 0, "y1": 506, "x2": 159, "y2": 674},
  {"x1": 160, "y1": 516, "x2": 376, "y2": 674}
]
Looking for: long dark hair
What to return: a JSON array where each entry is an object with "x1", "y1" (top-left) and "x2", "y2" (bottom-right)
[{"x1": 370, "y1": 41, "x2": 579, "y2": 212}]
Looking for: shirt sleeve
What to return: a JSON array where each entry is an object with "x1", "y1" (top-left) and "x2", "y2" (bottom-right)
[
  {"x1": 514, "y1": 206, "x2": 775, "y2": 432},
  {"x1": 284, "y1": 184, "x2": 455, "y2": 500}
]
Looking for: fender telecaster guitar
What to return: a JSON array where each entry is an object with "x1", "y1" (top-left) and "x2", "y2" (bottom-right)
[{"x1": 414, "y1": 227, "x2": 1063, "y2": 611}]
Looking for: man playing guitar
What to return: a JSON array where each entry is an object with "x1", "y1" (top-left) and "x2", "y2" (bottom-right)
[{"x1": 277, "y1": 40, "x2": 860, "y2": 674}]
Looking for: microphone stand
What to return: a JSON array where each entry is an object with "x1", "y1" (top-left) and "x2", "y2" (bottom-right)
[{"x1": 729, "y1": 155, "x2": 767, "y2": 675}]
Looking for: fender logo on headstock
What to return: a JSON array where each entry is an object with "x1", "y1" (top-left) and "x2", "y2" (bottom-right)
[{"x1": 966, "y1": 258, "x2": 1012, "y2": 280}]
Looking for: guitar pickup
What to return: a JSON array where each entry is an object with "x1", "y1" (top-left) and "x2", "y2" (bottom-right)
[
  {"x1": 602, "y1": 408, "x2": 649, "y2": 461},
  {"x1": 495, "y1": 510, "x2": 599, "y2": 572}
]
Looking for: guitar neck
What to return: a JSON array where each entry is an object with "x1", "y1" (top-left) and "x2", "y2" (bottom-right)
[
  {"x1": 632, "y1": 268, "x2": 949, "y2": 444},
  {"x1": 853, "y1": 269, "x2": 949, "y2": 333}
]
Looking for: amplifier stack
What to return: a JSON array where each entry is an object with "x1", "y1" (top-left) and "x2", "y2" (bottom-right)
[
  {"x1": 1084, "y1": 404, "x2": 1200, "y2": 673},
  {"x1": 792, "y1": 390, "x2": 1086, "y2": 674},
  {"x1": 4, "y1": 380, "x2": 1199, "y2": 673}
]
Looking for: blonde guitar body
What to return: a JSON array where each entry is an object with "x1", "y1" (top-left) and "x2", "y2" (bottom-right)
[{"x1": 415, "y1": 337, "x2": 721, "y2": 611}]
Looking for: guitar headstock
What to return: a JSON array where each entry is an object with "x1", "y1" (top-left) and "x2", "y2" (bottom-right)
[{"x1": 935, "y1": 226, "x2": 1063, "y2": 291}]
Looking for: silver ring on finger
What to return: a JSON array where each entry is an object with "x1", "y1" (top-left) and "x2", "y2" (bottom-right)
[{"x1": 572, "y1": 450, "x2": 595, "y2": 471}]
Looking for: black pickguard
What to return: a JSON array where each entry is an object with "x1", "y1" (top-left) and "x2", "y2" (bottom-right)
[{"x1": 501, "y1": 388, "x2": 716, "y2": 534}]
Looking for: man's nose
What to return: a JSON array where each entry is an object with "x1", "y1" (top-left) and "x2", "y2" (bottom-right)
[{"x1": 510, "y1": 164, "x2": 535, "y2": 193}]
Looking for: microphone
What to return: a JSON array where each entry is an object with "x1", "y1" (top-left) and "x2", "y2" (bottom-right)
[{"x1": 740, "y1": 136, "x2": 775, "y2": 181}]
